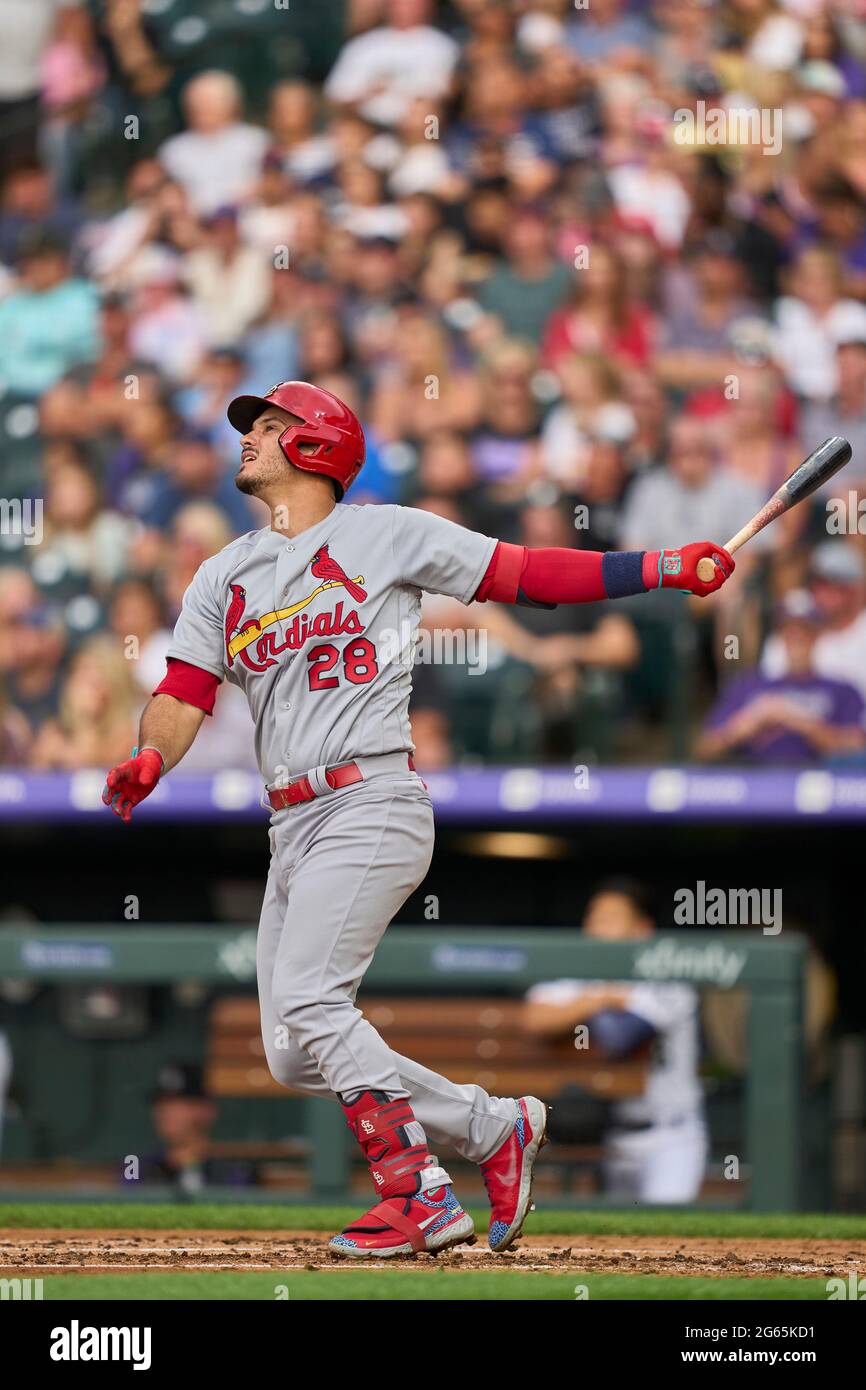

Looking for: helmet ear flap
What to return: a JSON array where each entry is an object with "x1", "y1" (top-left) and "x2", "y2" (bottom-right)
[
  {"x1": 278, "y1": 424, "x2": 341, "y2": 492},
  {"x1": 277, "y1": 422, "x2": 296, "y2": 465}
]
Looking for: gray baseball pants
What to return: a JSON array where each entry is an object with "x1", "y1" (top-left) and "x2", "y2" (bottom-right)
[{"x1": 256, "y1": 764, "x2": 515, "y2": 1163}]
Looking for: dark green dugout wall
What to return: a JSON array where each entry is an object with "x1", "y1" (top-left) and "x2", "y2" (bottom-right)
[{"x1": 0, "y1": 927, "x2": 809, "y2": 1210}]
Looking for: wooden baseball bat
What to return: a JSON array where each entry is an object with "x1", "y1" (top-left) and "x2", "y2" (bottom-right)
[{"x1": 695, "y1": 436, "x2": 853, "y2": 583}]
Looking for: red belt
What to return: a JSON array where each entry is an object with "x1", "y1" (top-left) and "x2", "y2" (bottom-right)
[{"x1": 267, "y1": 755, "x2": 417, "y2": 810}]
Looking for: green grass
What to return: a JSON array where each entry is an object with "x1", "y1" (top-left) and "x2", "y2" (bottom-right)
[
  {"x1": 27, "y1": 1271, "x2": 833, "y2": 1301},
  {"x1": 1, "y1": 1203, "x2": 864, "y2": 1240}
]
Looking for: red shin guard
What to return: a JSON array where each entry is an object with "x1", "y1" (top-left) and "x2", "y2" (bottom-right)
[{"x1": 340, "y1": 1091, "x2": 431, "y2": 1197}]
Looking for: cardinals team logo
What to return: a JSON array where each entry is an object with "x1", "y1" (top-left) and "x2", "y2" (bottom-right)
[
  {"x1": 224, "y1": 546, "x2": 367, "y2": 671},
  {"x1": 310, "y1": 545, "x2": 367, "y2": 603},
  {"x1": 224, "y1": 582, "x2": 251, "y2": 666}
]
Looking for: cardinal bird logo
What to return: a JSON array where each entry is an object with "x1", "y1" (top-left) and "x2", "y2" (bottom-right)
[
  {"x1": 310, "y1": 545, "x2": 367, "y2": 603},
  {"x1": 224, "y1": 582, "x2": 247, "y2": 663},
  {"x1": 224, "y1": 582, "x2": 268, "y2": 668}
]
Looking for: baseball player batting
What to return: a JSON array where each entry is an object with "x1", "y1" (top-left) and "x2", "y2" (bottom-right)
[{"x1": 102, "y1": 382, "x2": 734, "y2": 1259}]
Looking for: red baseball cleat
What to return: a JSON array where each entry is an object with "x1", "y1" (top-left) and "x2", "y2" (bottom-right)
[
  {"x1": 329, "y1": 1182, "x2": 475, "y2": 1259},
  {"x1": 480, "y1": 1095, "x2": 549, "y2": 1252}
]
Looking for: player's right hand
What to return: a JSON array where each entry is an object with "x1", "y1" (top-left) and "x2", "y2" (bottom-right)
[{"x1": 102, "y1": 747, "x2": 164, "y2": 823}]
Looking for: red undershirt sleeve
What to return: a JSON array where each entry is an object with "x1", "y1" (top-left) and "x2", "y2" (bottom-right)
[
  {"x1": 153, "y1": 657, "x2": 221, "y2": 715},
  {"x1": 473, "y1": 542, "x2": 654, "y2": 605}
]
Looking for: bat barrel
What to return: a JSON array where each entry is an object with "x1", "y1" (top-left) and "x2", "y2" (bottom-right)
[
  {"x1": 693, "y1": 436, "x2": 853, "y2": 585},
  {"x1": 782, "y1": 436, "x2": 851, "y2": 504}
]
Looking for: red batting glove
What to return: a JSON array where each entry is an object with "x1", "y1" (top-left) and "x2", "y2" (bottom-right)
[
  {"x1": 644, "y1": 542, "x2": 736, "y2": 598},
  {"x1": 102, "y1": 746, "x2": 164, "y2": 823}
]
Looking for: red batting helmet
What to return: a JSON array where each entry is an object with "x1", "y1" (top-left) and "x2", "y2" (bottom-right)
[{"x1": 227, "y1": 380, "x2": 365, "y2": 499}]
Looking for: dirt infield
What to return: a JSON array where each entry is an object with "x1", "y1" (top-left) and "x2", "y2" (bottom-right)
[{"x1": 1, "y1": 1229, "x2": 864, "y2": 1278}]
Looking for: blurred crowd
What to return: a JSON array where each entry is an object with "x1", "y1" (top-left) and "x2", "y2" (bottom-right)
[{"x1": 2, "y1": 0, "x2": 866, "y2": 771}]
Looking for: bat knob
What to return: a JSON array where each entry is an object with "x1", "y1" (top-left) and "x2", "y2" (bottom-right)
[{"x1": 696, "y1": 557, "x2": 717, "y2": 583}]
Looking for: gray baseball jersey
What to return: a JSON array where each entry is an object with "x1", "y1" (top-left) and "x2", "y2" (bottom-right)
[{"x1": 166, "y1": 503, "x2": 496, "y2": 782}]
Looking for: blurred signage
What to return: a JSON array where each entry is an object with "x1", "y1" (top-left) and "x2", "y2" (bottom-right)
[
  {"x1": 20, "y1": 940, "x2": 114, "y2": 972},
  {"x1": 431, "y1": 944, "x2": 528, "y2": 974},
  {"x1": 217, "y1": 930, "x2": 257, "y2": 980},
  {"x1": 633, "y1": 940, "x2": 747, "y2": 987},
  {"x1": 5, "y1": 770, "x2": 866, "y2": 821}
]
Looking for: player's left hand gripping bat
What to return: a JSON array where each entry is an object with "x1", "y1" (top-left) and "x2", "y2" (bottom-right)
[{"x1": 695, "y1": 436, "x2": 853, "y2": 584}]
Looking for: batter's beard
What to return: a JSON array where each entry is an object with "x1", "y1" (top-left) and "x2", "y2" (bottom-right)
[
  {"x1": 235, "y1": 457, "x2": 321, "y2": 497},
  {"x1": 235, "y1": 470, "x2": 262, "y2": 495},
  {"x1": 235, "y1": 460, "x2": 283, "y2": 495}
]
